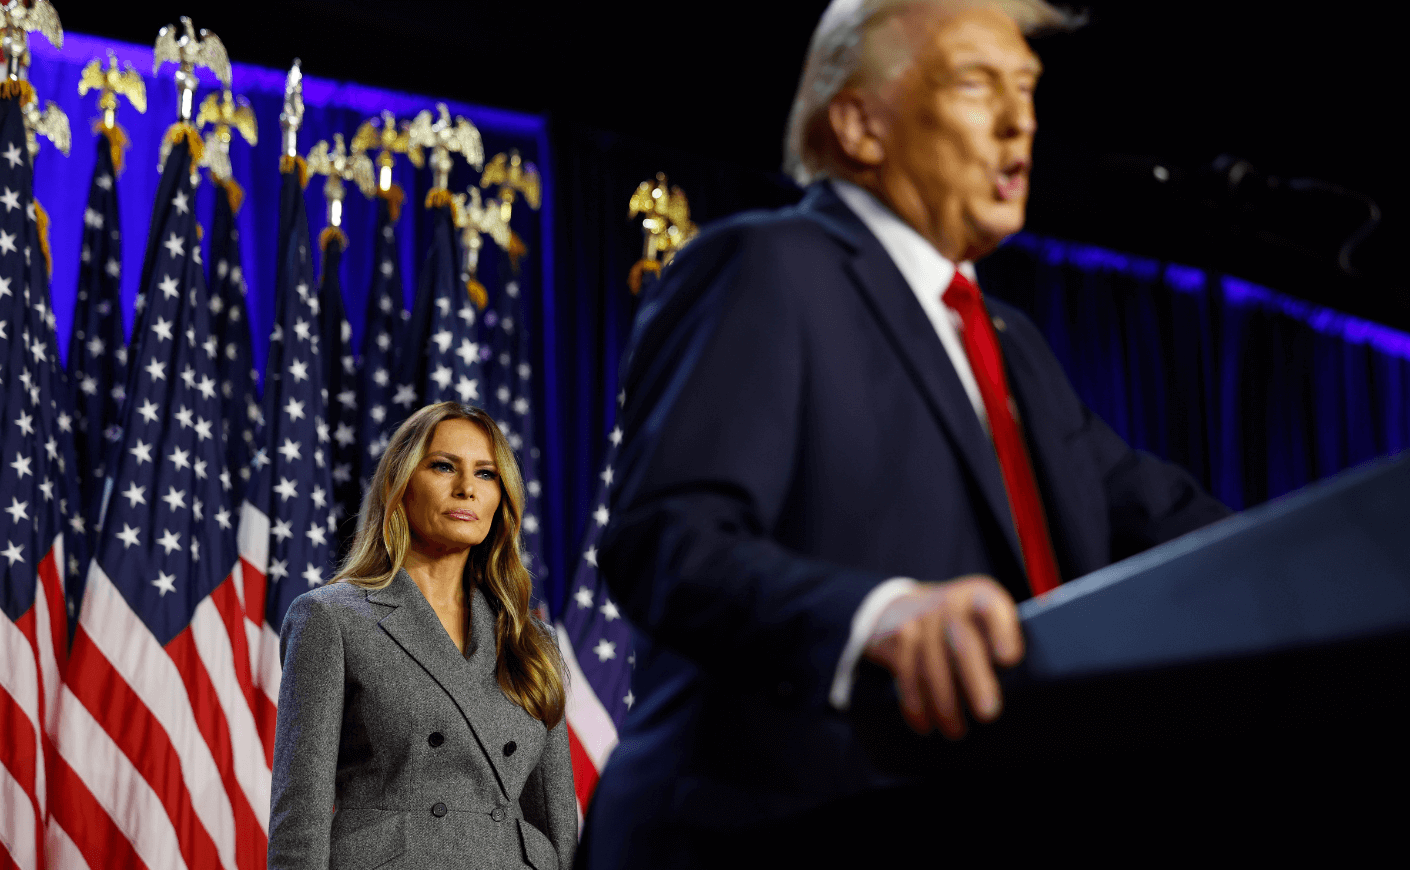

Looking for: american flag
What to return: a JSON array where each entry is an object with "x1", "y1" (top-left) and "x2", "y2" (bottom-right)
[
  {"x1": 315, "y1": 230, "x2": 359, "y2": 549},
  {"x1": 559, "y1": 393, "x2": 638, "y2": 817},
  {"x1": 208, "y1": 180, "x2": 259, "y2": 506},
  {"x1": 395, "y1": 196, "x2": 483, "y2": 420},
  {"x1": 392, "y1": 189, "x2": 549, "y2": 592},
  {"x1": 66, "y1": 133, "x2": 127, "y2": 543},
  {"x1": 238, "y1": 159, "x2": 336, "y2": 758},
  {"x1": 557, "y1": 281, "x2": 649, "y2": 814},
  {"x1": 48, "y1": 135, "x2": 270, "y2": 869},
  {"x1": 0, "y1": 91, "x2": 79, "y2": 870},
  {"x1": 481, "y1": 265, "x2": 546, "y2": 581},
  {"x1": 355, "y1": 188, "x2": 408, "y2": 486}
]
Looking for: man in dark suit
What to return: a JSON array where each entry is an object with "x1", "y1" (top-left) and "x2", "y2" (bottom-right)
[{"x1": 578, "y1": 1, "x2": 1230, "y2": 865}]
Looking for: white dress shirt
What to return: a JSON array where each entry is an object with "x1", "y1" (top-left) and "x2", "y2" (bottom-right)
[{"x1": 826, "y1": 179, "x2": 995, "y2": 709}]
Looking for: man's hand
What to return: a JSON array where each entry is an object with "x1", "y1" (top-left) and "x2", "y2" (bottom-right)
[{"x1": 863, "y1": 575, "x2": 1023, "y2": 739}]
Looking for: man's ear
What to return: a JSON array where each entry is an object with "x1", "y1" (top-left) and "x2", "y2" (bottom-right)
[{"x1": 827, "y1": 90, "x2": 886, "y2": 167}]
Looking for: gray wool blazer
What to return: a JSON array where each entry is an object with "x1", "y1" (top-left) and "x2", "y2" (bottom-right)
[{"x1": 268, "y1": 569, "x2": 577, "y2": 870}]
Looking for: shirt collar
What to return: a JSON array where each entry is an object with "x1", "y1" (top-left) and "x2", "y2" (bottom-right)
[{"x1": 829, "y1": 178, "x2": 977, "y2": 295}]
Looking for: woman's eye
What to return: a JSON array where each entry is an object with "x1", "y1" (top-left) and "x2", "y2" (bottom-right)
[
  {"x1": 476, "y1": 469, "x2": 499, "y2": 480},
  {"x1": 432, "y1": 461, "x2": 454, "y2": 472}
]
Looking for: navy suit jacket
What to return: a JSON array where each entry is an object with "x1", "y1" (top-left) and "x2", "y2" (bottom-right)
[{"x1": 583, "y1": 183, "x2": 1229, "y2": 864}]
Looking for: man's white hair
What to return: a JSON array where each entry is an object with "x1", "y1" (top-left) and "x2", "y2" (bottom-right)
[{"x1": 783, "y1": 0, "x2": 1083, "y2": 185}]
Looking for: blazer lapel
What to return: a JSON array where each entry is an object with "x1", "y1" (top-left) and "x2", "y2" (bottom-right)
[
  {"x1": 460, "y1": 583, "x2": 527, "y2": 781},
  {"x1": 801, "y1": 185, "x2": 1023, "y2": 565},
  {"x1": 368, "y1": 570, "x2": 513, "y2": 797}
]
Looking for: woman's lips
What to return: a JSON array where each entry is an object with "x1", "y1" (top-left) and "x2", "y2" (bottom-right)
[{"x1": 445, "y1": 510, "x2": 479, "y2": 522}]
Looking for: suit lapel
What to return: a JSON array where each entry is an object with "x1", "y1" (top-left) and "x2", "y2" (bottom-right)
[
  {"x1": 369, "y1": 570, "x2": 513, "y2": 797},
  {"x1": 801, "y1": 185, "x2": 1022, "y2": 565}
]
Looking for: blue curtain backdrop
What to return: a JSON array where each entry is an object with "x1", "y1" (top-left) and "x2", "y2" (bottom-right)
[
  {"x1": 28, "y1": 35, "x2": 1410, "y2": 619},
  {"x1": 977, "y1": 234, "x2": 1410, "y2": 509}
]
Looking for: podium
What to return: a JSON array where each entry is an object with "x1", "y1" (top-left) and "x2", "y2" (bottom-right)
[{"x1": 853, "y1": 453, "x2": 1410, "y2": 784}]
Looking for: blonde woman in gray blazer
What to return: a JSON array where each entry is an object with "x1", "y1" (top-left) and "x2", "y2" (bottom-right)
[{"x1": 269, "y1": 403, "x2": 576, "y2": 869}]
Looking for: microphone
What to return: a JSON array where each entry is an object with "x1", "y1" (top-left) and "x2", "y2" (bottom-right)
[{"x1": 1094, "y1": 153, "x2": 1381, "y2": 276}]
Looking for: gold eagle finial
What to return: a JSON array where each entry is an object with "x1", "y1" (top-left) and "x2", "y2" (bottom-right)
[
  {"x1": 450, "y1": 186, "x2": 509, "y2": 310},
  {"x1": 0, "y1": 2, "x2": 67, "y2": 158},
  {"x1": 480, "y1": 150, "x2": 542, "y2": 224},
  {"x1": 408, "y1": 103, "x2": 484, "y2": 194},
  {"x1": 153, "y1": 16, "x2": 230, "y2": 123},
  {"x1": 628, "y1": 173, "x2": 699, "y2": 293},
  {"x1": 80, "y1": 53, "x2": 147, "y2": 120},
  {"x1": 1, "y1": 0, "x2": 63, "y2": 83},
  {"x1": 477, "y1": 151, "x2": 539, "y2": 271},
  {"x1": 454, "y1": 186, "x2": 511, "y2": 252},
  {"x1": 79, "y1": 53, "x2": 145, "y2": 172},
  {"x1": 308, "y1": 133, "x2": 359, "y2": 231},
  {"x1": 350, "y1": 110, "x2": 415, "y2": 197},
  {"x1": 23, "y1": 98, "x2": 70, "y2": 158},
  {"x1": 195, "y1": 88, "x2": 256, "y2": 183}
]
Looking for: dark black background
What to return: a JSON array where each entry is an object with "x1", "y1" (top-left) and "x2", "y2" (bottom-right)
[{"x1": 79, "y1": 1, "x2": 1405, "y2": 326}]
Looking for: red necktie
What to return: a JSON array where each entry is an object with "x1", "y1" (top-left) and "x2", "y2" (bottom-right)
[{"x1": 942, "y1": 272, "x2": 1061, "y2": 596}]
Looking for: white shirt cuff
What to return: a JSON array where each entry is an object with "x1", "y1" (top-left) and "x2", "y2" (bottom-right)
[{"x1": 829, "y1": 577, "x2": 919, "y2": 710}]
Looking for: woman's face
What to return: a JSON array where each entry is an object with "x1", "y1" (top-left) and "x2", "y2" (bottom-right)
[{"x1": 401, "y1": 418, "x2": 503, "y2": 558}]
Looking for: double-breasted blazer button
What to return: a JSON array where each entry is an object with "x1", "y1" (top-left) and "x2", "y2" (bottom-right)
[
  {"x1": 491, "y1": 806, "x2": 507, "y2": 822},
  {"x1": 428, "y1": 732, "x2": 445, "y2": 747},
  {"x1": 431, "y1": 803, "x2": 448, "y2": 818},
  {"x1": 503, "y1": 740, "x2": 517, "y2": 756}
]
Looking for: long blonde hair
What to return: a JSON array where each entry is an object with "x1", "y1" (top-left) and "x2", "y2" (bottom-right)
[{"x1": 336, "y1": 402, "x2": 566, "y2": 727}]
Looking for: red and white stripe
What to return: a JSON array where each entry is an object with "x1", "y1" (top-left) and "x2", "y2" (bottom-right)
[
  {"x1": 555, "y1": 622, "x2": 618, "y2": 818},
  {"x1": 47, "y1": 561, "x2": 271, "y2": 870},
  {"x1": 237, "y1": 500, "x2": 281, "y2": 761},
  {"x1": 1, "y1": 537, "x2": 66, "y2": 870}
]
